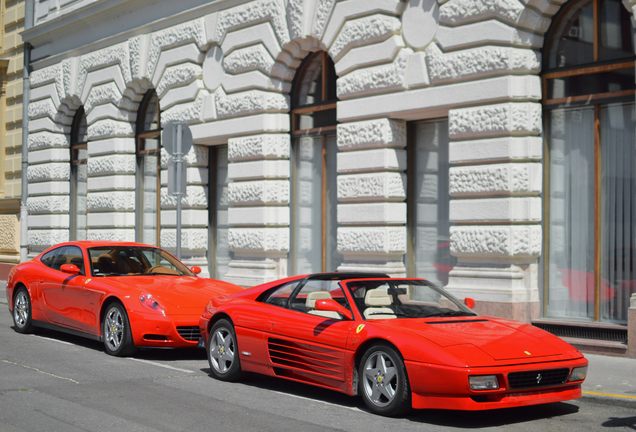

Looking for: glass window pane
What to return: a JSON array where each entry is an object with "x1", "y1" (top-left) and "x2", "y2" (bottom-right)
[
  {"x1": 410, "y1": 120, "x2": 455, "y2": 287},
  {"x1": 291, "y1": 136, "x2": 323, "y2": 274},
  {"x1": 213, "y1": 147, "x2": 232, "y2": 279},
  {"x1": 142, "y1": 155, "x2": 158, "y2": 246},
  {"x1": 547, "y1": 0, "x2": 594, "y2": 69},
  {"x1": 599, "y1": 0, "x2": 635, "y2": 62},
  {"x1": 546, "y1": 68, "x2": 635, "y2": 101},
  {"x1": 546, "y1": 106, "x2": 596, "y2": 320},
  {"x1": 325, "y1": 135, "x2": 342, "y2": 272},
  {"x1": 600, "y1": 102, "x2": 636, "y2": 322},
  {"x1": 294, "y1": 53, "x2": 323, "y2": 107}
]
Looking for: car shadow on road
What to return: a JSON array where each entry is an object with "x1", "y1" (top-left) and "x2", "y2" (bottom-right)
[
  {"x1": 198, "y1": 368, "x2": 581, "y2": 428},
  {"x1": 24, "y1": 326, "x2": 207, "y2": 362}
]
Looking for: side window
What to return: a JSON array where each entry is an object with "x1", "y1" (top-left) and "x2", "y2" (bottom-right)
[
  {"x1": 53, "y1": 245, "x2": 85, "y2": 275},
  {"x1": 40, "y1": 248, "x2": 60, "y2": 268},
  {"x1": 262, "y1": 281, "x2": 299, "y2": 308},
  {"x1": 289, "y1": 280, "x2": 350, "y2": 319}
]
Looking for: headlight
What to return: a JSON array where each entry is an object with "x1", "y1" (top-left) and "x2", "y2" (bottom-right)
[
  {"x1": 139, "y1": 293, "x2": 165, "y2": 314},
  {"x1": 568, "y1": 366, "x2": 588, "y2": 382},
  {"x1": 469, "y1": 375, "x2": 499, "y2": 390}
]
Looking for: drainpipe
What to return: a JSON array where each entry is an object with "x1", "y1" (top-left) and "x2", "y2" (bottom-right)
[{"x1": 20, "y1": 0, "x2": 34, "y2": 262}]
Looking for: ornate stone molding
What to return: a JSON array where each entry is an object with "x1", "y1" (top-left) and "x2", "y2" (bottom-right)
[
  {"x1": 337, "y1": 48, "x2": 411, "y2": 99},
  {"x1": 449, "y1": 102, "x2": 542, "y2": 139},
  {"x1": 215, "y1": 88, "x2": 290, "y2": 119},
  {"x1": 87, "y1": 191, "x2": 135, "y2": 212},
  {"x1": 337, "y1": 118, "x2": 406, "y2": 150},
  {"x1": 228, "y1": 180, "x2": 290, "y2": 205},
  {"x1": 223, "y1": 44, "x2": 276, "y2": 75},
  {"x1": 426, "y1": 43, "x2": 540, "y2": 83},
  {"x1": 337, "y1": 227, "x2": 406, "y2": 255},
  {"x1": 338, "y1": 172, "x2": 406, "y2": 201},
  {"x1": 449, "y1": 163, "x2": 541, "y2": 196},
  {"x1": 228, "y1": 227, "x2": 289, "y2": 252},
  {"x1": 214, "y1": 0, "x2": 290, "y2": 47},
  {"x1": 450, "y1": 225, "x2": 542, "y2": 258},
  {"x1": 228, "y1": 134, "x2": 290, "y2": 161},
  {"x1": 328, "y1": 14, "x2": 401, "y2": 61}
]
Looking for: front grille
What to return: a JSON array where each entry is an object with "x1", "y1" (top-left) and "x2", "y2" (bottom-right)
[
  {"x1": 508, "y1": 368, "x2": 570, "y2": 389},
  {"x1": 177, "y1": 326, "x2": 201, "y2": 341}
]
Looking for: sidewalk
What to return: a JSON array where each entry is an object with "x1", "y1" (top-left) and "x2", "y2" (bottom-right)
[{"x1": 0, "y1": 280, "x2": 633, "y2": 407}]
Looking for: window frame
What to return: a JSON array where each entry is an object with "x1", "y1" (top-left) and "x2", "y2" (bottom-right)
[
  {"x1": 135, "y1": 90, "x2": 162, "y2": 246},
  {"x1": 69, "y1": 107, "x2": 88, "y2": 241},
  {"x1": 542, "y1": 0, "x2": 636, "y2": 322}
]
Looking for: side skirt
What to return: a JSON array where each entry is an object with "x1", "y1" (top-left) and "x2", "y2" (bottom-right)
[{"x1": 32, "y1": 320, "x2": 101, "y2": 342}]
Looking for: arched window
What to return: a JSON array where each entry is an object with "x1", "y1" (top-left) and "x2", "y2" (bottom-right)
[
  {"x1": 136, "y1": 90, "x2": 161, "y2": 246},
  {"x1": 70, "y1": 107, "x2": 87, "y2": 241},
  {"x1": 289, "y1": 51, "x2": 341, "y2": 274},
  {"x1": 543, "y1": 0, "x2": 636, "y2": 323}
]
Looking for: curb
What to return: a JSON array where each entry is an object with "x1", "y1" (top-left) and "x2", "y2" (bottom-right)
[{"x1": 582, "y1": 392, "x2": 636, "y2": 409}]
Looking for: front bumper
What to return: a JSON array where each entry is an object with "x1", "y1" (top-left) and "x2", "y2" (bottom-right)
[
  {"x1": 406, "y1": 357, "x2": 589, "y2": 411},
  {"x1": 128, "y1": 310, "x2": 202, "y2": 348}
]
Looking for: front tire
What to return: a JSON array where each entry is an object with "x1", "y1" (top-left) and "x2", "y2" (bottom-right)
[
  {"x1": 359, "y1": 343, "x2": 411, "y2": 416},
  {"x1": 13, "y1": 287, "x2": 34, "y2": 334},
  {"x1": 208, "y1": 319, "x2": 242, "y2": 381},
  {"x1": 102, "y1": 302, "x2": 136, "y2": 357}
]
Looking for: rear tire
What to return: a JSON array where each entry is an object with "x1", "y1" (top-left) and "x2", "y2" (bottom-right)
[
  {"x1": 102, "y1": 302, "x2": 137, "y2": 357},
  {"x1": 359, "y1": 343, "x2": 411, "y2": 416},
  {"x1": 13, "y1": 287, "x2": 34, "y2": 334},
  {"x1": 208, "y1": 319, "x2": 242, "y2": 381}
]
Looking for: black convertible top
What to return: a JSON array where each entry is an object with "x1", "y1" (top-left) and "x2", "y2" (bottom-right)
[{"x1": 300, "y1": 272, "x2": 390, "y2": 281}]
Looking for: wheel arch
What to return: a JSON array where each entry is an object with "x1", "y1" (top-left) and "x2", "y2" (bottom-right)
[
  {"x1": 10, "y1": 282, "x2": 29, "y2": 311},
  {"x1": 99, "y1": 295, "x2": 125, "y2": 338},
  {"x1": 207, "y1": 312, "x2": 234, "y2": 336},
  {"x1": 353, "y1": 338, "x2": 408, "y2": 392}
]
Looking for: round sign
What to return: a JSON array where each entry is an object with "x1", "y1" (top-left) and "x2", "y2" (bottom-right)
[{"x1": 162, "y1": 120, "x2": 193, "y2": 156}]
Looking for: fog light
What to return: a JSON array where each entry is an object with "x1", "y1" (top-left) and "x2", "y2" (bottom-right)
[
  {"x1": 469, "y1": 375, "x2": 499, "y2": 390},
  {"x1": 568, "y1": 366, "x2": 588, "y2": 382}
]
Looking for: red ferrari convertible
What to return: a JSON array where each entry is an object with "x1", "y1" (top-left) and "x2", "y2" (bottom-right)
[
  {"x1": 7, "y1": 241, "x2": 242, "y2": 356},
  {"x1": 199, "y1": 273, "x2": 588, "y2": 416}
]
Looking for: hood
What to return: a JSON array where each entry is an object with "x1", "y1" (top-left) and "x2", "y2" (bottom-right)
[
  {"x1": 103, "y1": 276, "x2": 243, "y2": 314},
  {"x1": 387, "y1": 318, "x2": 566, "y2": 361}
]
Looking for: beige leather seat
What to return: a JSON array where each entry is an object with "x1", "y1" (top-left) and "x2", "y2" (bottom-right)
[
  {"x1": 306, "y1": 291, "x2": 341, "y2": 319},
  {"x1": 364, "y1": 288, "x2": 397, "y2": 319}
]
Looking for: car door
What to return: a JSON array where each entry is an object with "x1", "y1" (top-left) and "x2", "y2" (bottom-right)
[
  {"x1": 265, "y1": 280, "x2": 355, "y2": 383},
  {"x1": 39, "y1": 245, "x2": 87, "y2": 330}
]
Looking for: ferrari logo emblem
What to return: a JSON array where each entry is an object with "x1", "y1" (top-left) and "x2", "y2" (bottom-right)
[
  {"x1": 524, "y1": 351, "x2": 531, "y2": 356},
  {"x1": 536, "y1": 374, "x2": 542, "y2": 384},
  {"x1": 85, "y1": 279, "x2": 91, "y2": 284},
  {"x1": 356, "y1": 324, "x2": 365, "y2": 333}
]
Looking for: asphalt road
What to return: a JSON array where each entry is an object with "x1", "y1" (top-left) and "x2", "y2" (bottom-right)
[{"x1": 1, "y1": 305, "x2": 635, "y2": 432}]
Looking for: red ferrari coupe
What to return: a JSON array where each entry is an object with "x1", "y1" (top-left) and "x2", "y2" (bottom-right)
[
  {"x1": 199, "y1": 273, "x2": 588, "y2": 416},
  {"x1": 7, "y1": 241, "x2": 242, "y2": 356}
]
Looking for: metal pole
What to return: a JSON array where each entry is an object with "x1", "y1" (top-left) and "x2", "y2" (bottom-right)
[
  {"x1": 20, "y1": 1, "x2": 34, "y2": 262},
  {"x1": 175, "y1": 123, "x2": 182, "y2": 260}
]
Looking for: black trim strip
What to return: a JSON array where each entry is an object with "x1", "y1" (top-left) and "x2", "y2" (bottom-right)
[
  {"x1": 425, "y1": 319, "x2": 489, "y2": 325},
  {"x1": 32, "y1": 320, "x2": 101, "y2": 342}
]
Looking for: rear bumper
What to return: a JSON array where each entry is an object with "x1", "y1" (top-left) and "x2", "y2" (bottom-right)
[{"x1": 407, "y1": 357, "x2": 588, "y2": 411}]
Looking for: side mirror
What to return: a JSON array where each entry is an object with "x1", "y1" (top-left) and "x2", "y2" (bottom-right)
[
  {"x1": 191, "y1": 266, "x2": 202, "y2": 275},
  {"x1": 315, "y1": 299, "x2": 353, "y2": 320},
  {"x1": 60, "y1": 264, "x2": 81, "y2": 275},
  {"x1": 464, "y1": 297, "x2": 475, "y2": 309}
]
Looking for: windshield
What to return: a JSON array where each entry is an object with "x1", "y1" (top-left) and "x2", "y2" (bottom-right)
[
  {"x1": 345, "y1": 280, "x2": 476, "y2": 320},
  {"x1": 88, "y1": 246, "x2": 194, "y2": 277}
]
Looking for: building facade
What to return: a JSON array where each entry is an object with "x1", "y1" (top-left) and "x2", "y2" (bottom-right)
[
  {"x1": 0, "y1": 0, "x2": 25, "y2": 278},
  {"x1": 22, "y1": 0, "x2": 636, "y2": 353}
]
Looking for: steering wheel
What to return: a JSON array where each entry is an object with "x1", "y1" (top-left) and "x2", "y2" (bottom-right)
[{"x1": 147, "y1": 265, "x2": 165, "y2": 274}]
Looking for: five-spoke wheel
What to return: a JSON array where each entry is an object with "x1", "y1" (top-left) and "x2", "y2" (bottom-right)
[
  {"x1": 12, "y1": 287, "x2": 34, "y2": 334},
  {"x1": 102, "y1": 302, "x2": 136, "y2": 357},
  {"x1": 359, "y1": 344, "x2": 411, "y2": 416},
  {"x1": 208, "y1": 319, "x2": 242, "y2": 381}
]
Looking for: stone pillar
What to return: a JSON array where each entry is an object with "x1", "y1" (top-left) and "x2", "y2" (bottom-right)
[
  {"x1": 86, "y1": 135, "x2": 136, "y2": 243},
  {"x1": 160, "y1": 145, "x2": 209, "y2": 273},
  {"x1": 628, "y1": 293, "x2": 636, "y2": 358},
  {"x1": 444, "y1": 102, "x2": 543, "y2": 323},
  {"x1": 336, "y1": 118, "x2": 407, "y2": 276},
  {"x1": 224, "y1": 134, "x2": 290, "y2": 287}
]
